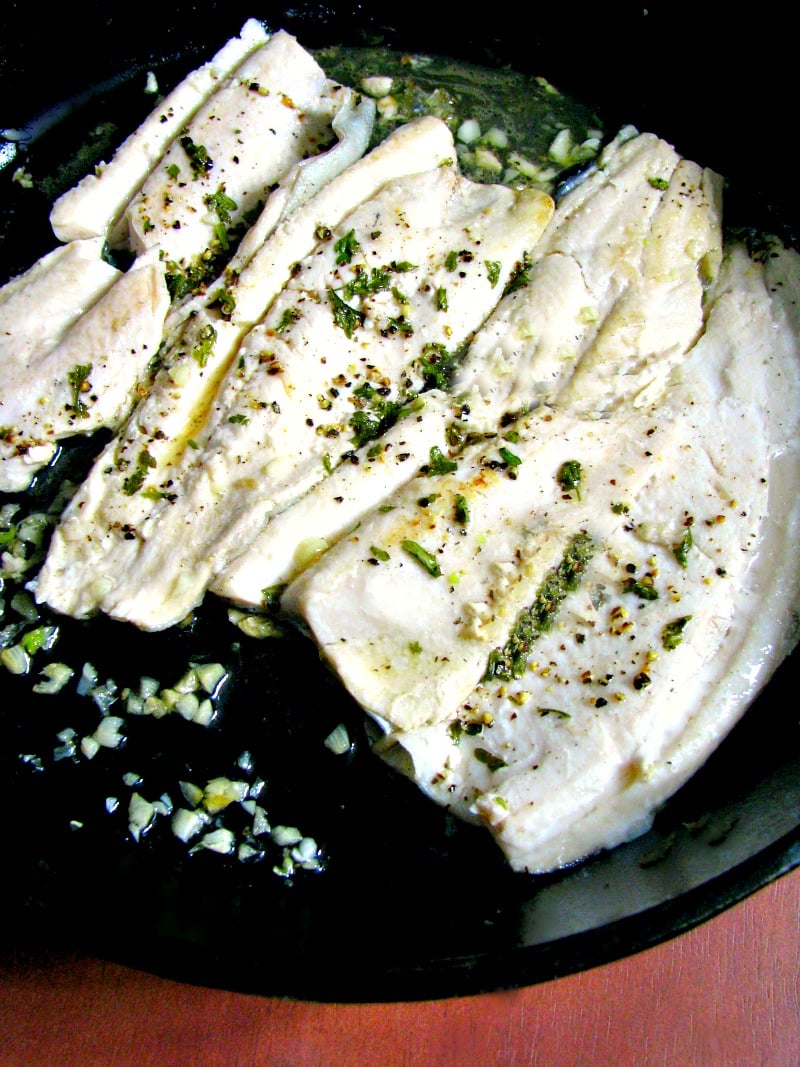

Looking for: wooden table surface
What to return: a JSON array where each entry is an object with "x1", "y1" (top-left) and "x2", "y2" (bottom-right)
[{"x1": 1, "y1": 864, "x2": 798, "y2": 1066}]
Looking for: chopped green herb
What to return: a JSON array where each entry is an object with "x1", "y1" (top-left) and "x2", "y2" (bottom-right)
[
  {"x1": 474, "y1": 747, "x2": 508, "y2": 771},
  {"x1": 662, "y1": 615, "x2": 692, "y2": 650},
  {"x1": 485, "y1": 259, "x2": 502, "y2": 287},
  {"x1": 648, "y1": 175, "x2": 670, "y2": 190},
  {"x1": 349, "y1": 398, "x2": 402, "y2": 448},
  {"x1": 370, "y1": 545, "x2": 390, "y2": 561},
  {"x1": 448, "y1": 720, "x2": 485, "y2": 744},
  {"x1": 213, "y1": 222, "x2": 230, "y2": 251},
  {"x1": 673, "y1": 527, "x2": 694, "y2": 568},
  {"x1": 557, "y1": 459, "x2": 583, "y2": 499},
  {"x1": 67, "y1": 363, "x2": 93, "y2": 418},
  {"x1": 435, "y1": 286, "x2": 448, "y2": 311},
  {"x1": 454, "y1": 494, "x2": 470, "y2": 525},
  {"x1": 503, "y1": 251, "x2": 533, "y2": 296},
  {"x1": 499, "y1": 446, "x2": 522, "y2": 469},
  {"x1": 122, "y1": 449, "x2": 157, "y2": 496},
  {"x1": 424, "y1": 445, "x2": 458, "y2": 476},
  {"x1": 228, "y1": 413, "x2": 249, "y2": 425},
  {"x1": 206, "y1": 186, "x2": 237, "y2": 224},
  {"x1": 408, "y1": 640, "x2": 422, "y2": 655},
  {"x1": 192, "y1": 323, "x2": 217, "y2": 367},
  {"x1": 276, "y1": 307, "x2": 301, "y2": 334},
  {"x1": 622, "y1": 577, "x2": 658, "y2": 601},
  {"x1": 343, "y1": 266, "x2": 391, "y2": 299},
  {"x1": 382, "y1": 315, "x2": 414, "y2": 337},
  {"x1": 180, "y1": 135, "x2": 213, "y2": 178},
  {"x1": 537, "y1": 707, "x2": 571, "y2": 719},
  {"x1": 401, "y1": 539, "x2": 441, "y2": 577},
  {"x1": 334, "y1": 228, "x2": 360, "y2": 265},
  {"x1": 210, "y1": 286, "x2": 236, "y2": 319},
  {"x1": 416, "y1": 341, "x2": 462, "y2": 391},
  {"x1": 328, "y1": 288, "x2": 364, "y2": 338}
]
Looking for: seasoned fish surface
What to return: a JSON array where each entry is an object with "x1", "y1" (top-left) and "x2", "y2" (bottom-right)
[
  {"x1": 39, "y1": 122, "x2": 553, "y2": 631},
  {"x1": 379, "y1": 242, "x2": 800, "y2": 872},
  {"x1": 283, "y1": 133, "x2": 724, "y2": 732},
  {"x1": 5, "y1": 23, "x2": 798, "y2": 881}
]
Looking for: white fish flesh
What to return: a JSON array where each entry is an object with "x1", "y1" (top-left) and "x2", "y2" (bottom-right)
[
  {"x1": 49, "y1": 18, "x2": 270, "y2": 243},
  {"x1": 281, "y1": 134, "x2": 724, "y2": 730},
  {"x1": 219, "y1": 131, "x2": 721, "y2": 604},
  {"x1": 38, "y1": 120, "x2": 555, "y2": 631},
  {"x1": 373, "y1": 242, "x2": 800, "y2": 871},
  {"x1": 0, "y1": 28, "x2": 372, "y2": 492}
]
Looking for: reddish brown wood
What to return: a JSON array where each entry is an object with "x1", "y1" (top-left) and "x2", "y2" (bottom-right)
[{"x1": 2, "y1": 868, "x2": 799, "y2": 1067}]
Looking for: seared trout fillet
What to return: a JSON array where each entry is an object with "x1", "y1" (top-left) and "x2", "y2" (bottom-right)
[
  {"x1": 37, "y1": 122, "x2": 555, "y2": 630},
  {"x1": 377, "y1": 241, "x2": 800, "y2": 872},
  {"x1": 49, "y1": 18, "x2": 270, "y2": 243},
  {"x1": 221, "y1": 131, "x2": 721, "y2": 606},
  {"x1": 0, "y1": 250, "x2": 168, "y2": 492},
  {"x1": 1, "y1": 28, "x2": 371, "y2": 492}
]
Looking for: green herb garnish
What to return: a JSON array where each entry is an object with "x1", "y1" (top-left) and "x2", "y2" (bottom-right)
[
  {"x1": 673, "y1": 527, "x2": 694, "y2": 568},
  {"x1": 557, "y1": 459, "x2": 583, "y2": 499},
  {"x1": 622, "y1": 577, "x2": 658, "y2": 601},
  {"x1": 334, "y1": 228, "x2": 360, "y2": 265},
  {"x1": 122, "y1": 448, "x2": 157, "y2": 496},
  {"x1": 180, "y1": 135, "x2": 213, "y2": 178},
  {"x1": 424, "y1": 445, "x2": 458, "y2": 476},
  {"x1": 662, "y1": 615, "x2": 692, "y2": 650},
  {"x1": 483, "y1": 531, "x2": 595, "y2": 681},
  {"x1": 485, "y1": 259, "x2": 502, "y2": 287},
  {"x1": 454, "y1": 494, "x2": 470, "y2": 525},
  {"x1": 192, "y1": 323, "x2": 217, "y2": 367},
  {"x1": 67, "y1": 363, "x2": 93, "y2": 418},
  {"x1": 328, "y1": 288, "x2": 364, "y2": 338},
  {"x1": 402, "y1": 539, "x2": 442, "y2": 577},
  {"x1": 474, "y1": 747, "x2": 507, "y2": 771}
]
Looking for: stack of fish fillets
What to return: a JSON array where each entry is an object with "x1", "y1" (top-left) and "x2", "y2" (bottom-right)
[
  {"x1": 0, "y1": 21, "x2": 375, "y2": 492},
  {"x1": 4, "y1": 24, "x2": 799, "y2": 875}
]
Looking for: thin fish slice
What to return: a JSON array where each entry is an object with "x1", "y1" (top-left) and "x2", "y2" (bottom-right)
[
  {"x1": 49, "y1": 18, "x2": 270, "y2": 243},
  {"x1": 0, "y1": 250, "x2": 168, "y2": 491}
]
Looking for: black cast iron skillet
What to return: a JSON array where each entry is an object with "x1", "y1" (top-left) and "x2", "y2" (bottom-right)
[{"x1": 0, "y1": 1, "x2": 798, "y2": 1001}]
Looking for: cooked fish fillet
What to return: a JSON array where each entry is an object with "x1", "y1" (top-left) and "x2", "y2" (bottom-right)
[
  {"x1": 376, "y1": 241, "x2": 800, "y2": 872},
  {"x1": 212, "y1": 390, "x2": 453, "y2": 599},
  {"x1": 280, "y1": 134, "x2": 725, "y2": 730},
  {"x1": 121, "y1": 29, "x2": 354, "y2": 271},
  {"x1": 456, "y1": 130, "x2": 723, "y2": 425},
  {"x1": 0, "y1": 250, "x2": 168, "y2": 491},
  {"x1": 0, "y1": 238, "x2": 118, "y2": 368},
  {"x1": 49, "y1": 18, "x2": 270, "y2": 243},
  {"x1": 38, "y1": 118, "x2": 550, "y2": 629},
  {"x1": 217, "y1": 131, "x2": 721, "y2": 604},
  {"x1": 1, "y1": 29, "x2": 370, "y2": 493}
]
